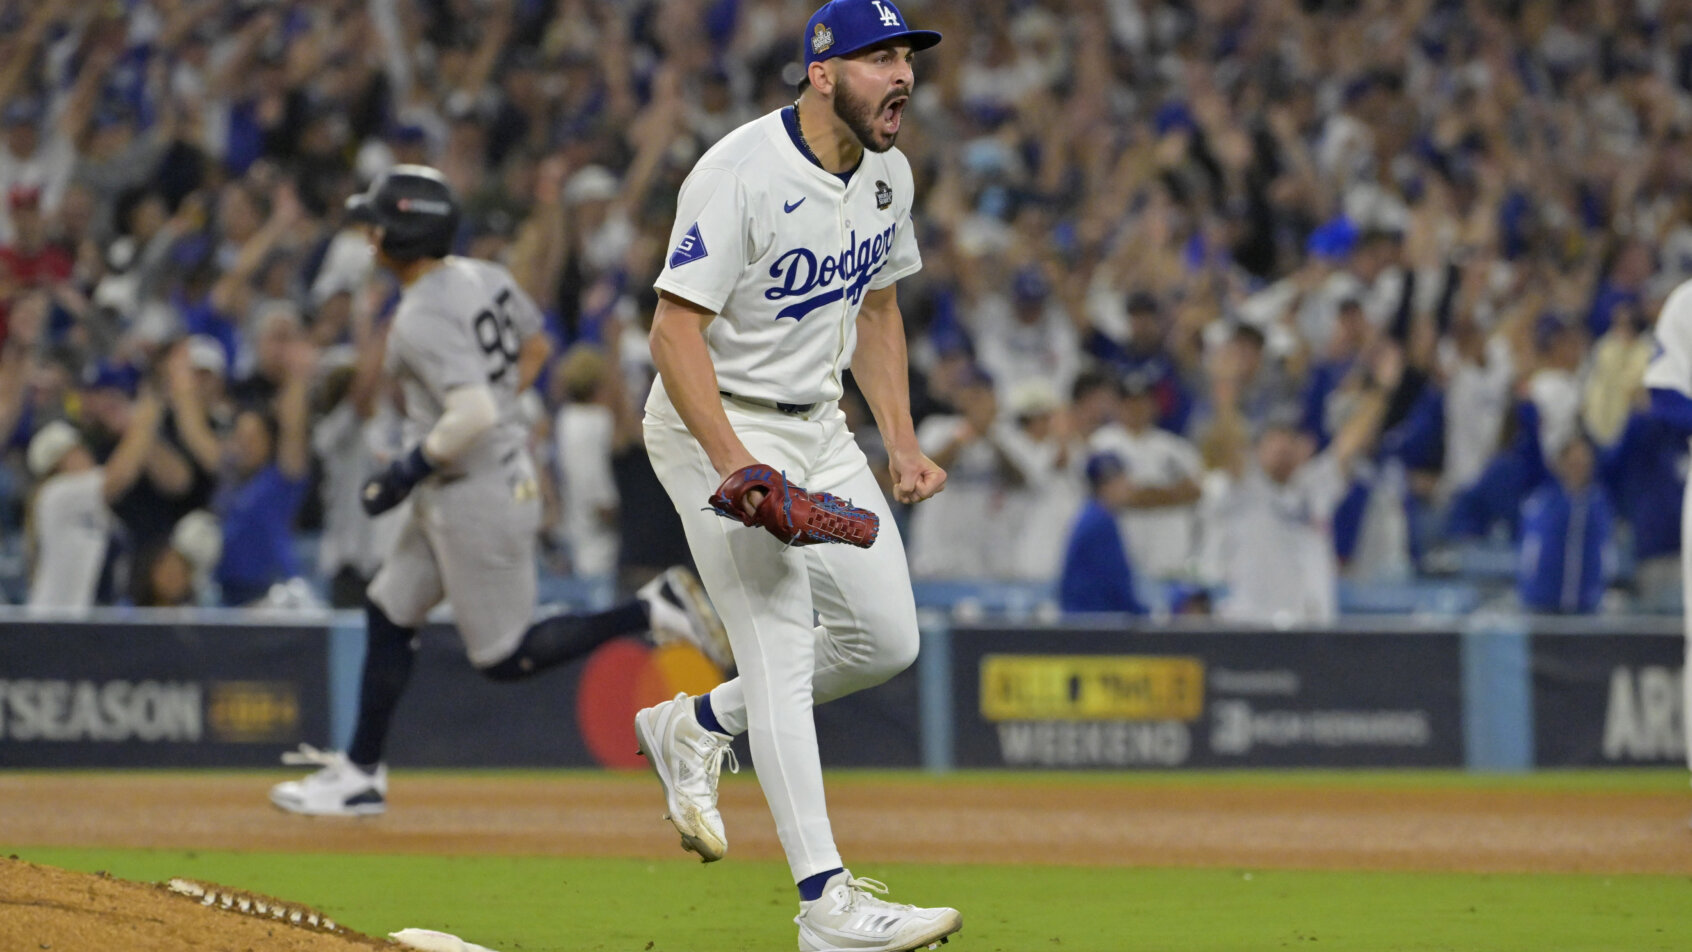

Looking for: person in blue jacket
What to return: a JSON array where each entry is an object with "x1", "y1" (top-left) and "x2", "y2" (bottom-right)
[
  {"x1": 1059, "y1": 452, "x2": 1148, "y2": 614},
  {"x1": 1517, "y1": 434, "x2": 1613, "y2": 614}
]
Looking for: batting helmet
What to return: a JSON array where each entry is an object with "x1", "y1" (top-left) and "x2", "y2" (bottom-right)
[{"x1": 346, "y1": 164, "x2": 459, "y2": 261}]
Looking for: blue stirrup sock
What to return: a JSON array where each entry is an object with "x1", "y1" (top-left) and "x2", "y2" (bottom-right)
[
  {"x1": 694, "y1": 693, "x2": 728, "y2": 735},
  {"x1": 798, "y1": 868, "x2": 846, "y2": 902}
]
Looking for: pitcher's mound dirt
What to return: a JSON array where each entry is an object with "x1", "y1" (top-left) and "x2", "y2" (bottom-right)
[{"x1": 0, "y1": 856, "x2": 386, "y2": 952}]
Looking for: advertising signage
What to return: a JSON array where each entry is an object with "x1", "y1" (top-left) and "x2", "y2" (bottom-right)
[{"x1": 952, "y1": 627, "x2": 1464, "y2": 768}]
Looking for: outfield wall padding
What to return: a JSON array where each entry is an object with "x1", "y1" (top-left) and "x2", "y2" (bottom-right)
[{"x1": 0, "y1": 611, "x2": 1682, "y2": 769}]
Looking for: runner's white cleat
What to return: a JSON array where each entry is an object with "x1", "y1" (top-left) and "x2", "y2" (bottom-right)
[
  {"x1": 269, "y1": 745, "x2": 387, "y2": 817},
  {"x1": 633, "y1": 692, "x2": 737, "y2": 861},
  {"x1": 795, "y1": 871, "x2": 962, "y2": 952},
  {"x1": 639, "y1": 566, "x2": 734, "y2": 671}
]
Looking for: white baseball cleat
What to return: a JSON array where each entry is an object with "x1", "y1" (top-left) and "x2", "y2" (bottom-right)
[
  {"x1": 269, "y1": 745, "x2": 387, "y2": 817},
  {"x1": 639, "y1": 566, "x2": 734, "y2": 671},
  {"x1": 794, "y1": 871, "x2": 962, "y2": 952},
  {"x1": 633, "y1": 692, "x2": 737, "y2": 862}
]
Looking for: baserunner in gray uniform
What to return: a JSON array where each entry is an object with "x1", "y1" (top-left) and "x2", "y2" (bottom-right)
[{"x1": 272, "y1": 166, "x2": 731, "y2": 817}]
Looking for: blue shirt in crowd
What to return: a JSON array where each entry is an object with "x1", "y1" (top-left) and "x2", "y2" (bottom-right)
[
  {"x1": 1300, "y1": 358, "x2": 1354, "y2": 448},
  {"x1": 1517, "y1": 483, "x2": 1612, "y2": 614},
  {"x1": 216, "y1": 464, "x2": 308, "y2": 605},
  {"x1": 1600, "y1": 412, "x2": 1688, "y2": 561},
  {"x1": 1059, "y1": 499, "x2": 1147, "y2": 615}
]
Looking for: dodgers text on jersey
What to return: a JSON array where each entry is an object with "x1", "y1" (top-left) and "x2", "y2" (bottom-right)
[{"x1": 763, "y1": 222, "x2": 897, "y2": 322}]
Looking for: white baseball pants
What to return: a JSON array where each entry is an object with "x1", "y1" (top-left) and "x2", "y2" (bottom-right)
[{"x1": 644, "y1": 383, "x2": 920, "y2": 882}]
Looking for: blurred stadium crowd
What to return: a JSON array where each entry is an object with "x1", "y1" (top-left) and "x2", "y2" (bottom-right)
[{"x1": 1, "y1": 0, "x2": 1690, "y2": 622}]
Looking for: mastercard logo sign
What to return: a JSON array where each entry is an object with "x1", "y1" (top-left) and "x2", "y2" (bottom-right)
[{"x1": 575, "y1": 638, "x2": 725, "y2": 767}]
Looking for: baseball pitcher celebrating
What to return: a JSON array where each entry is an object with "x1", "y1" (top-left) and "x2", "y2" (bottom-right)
[
  {"x1": 271, "y1": 166, "x2": 729, "y2": 817},
  {"x1": 634, "y1": 2, "x2": 960, "y2": 950}
]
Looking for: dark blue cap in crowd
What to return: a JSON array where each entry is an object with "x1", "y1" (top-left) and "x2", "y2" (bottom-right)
[
  {"x1": 1535, "y1": 312, "x2": 1576, "y2": 351},
  {"x1": 388, "y1": 123, "x2": 429, "y2": 145},
  {"x1": 803, "y1": 0, "x2": 942, "y2": 68},
  {"x1": 82, "y1": 361, "x2": 140, "y2": 397},
  {"x1": 1154, "y1": 101, "x2": 1195, "y2": 136},
  {"x1": 1012, "y1": 266, "x2": 1047, "y2": 303},
  {"x1": 1085, "y1": 452, "x2": 1127, "y2": 490}
]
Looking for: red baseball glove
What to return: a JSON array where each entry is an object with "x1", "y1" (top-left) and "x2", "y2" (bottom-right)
[{"x1": 707, "y1": 464, "x2": 879, "y2": 548}]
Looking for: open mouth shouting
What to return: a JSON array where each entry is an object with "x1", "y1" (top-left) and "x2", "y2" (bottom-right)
[{"x1": 881, "y1": 95, "x2": 909, "y2": 136}]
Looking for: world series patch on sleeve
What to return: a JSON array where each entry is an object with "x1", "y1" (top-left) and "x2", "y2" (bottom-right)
[{"x1": 708, "y1": 464, "x2": 880, "y2": 548}]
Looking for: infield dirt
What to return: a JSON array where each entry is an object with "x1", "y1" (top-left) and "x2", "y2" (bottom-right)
[{"x1": 2, "y1": 771, "x2": 1688, "y2": 875}]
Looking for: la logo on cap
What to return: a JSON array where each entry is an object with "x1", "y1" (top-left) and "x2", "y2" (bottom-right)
[{"x1": 811, "y1": 22, "x2": 834, "y2": 54}]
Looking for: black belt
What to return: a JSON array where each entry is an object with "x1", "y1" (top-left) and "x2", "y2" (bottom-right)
[{"x1": 720, "y1": 390, "x2": 816, "y2": 415}]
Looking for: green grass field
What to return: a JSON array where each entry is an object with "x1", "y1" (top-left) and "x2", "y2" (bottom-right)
[
  {"x1": 7, "y1": 770, "x2": 1689, "y2": 952},
  {"x1": 11, "y1": 847, "x2": 1689, "y2": 952}
]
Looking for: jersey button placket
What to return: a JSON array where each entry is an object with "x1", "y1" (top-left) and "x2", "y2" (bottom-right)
[{"x1": 832, "y1": 186, "x2": 852, "y2": 398}]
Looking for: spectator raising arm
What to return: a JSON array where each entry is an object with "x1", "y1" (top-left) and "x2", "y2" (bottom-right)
[
  {"x1": 0, "y1": 6, "x2": 57, "y2": 111},
  {"x1": 275, "y1": 341, "x2": 316, "y2": 481},
  {"x1": 101, "y1": 389, "x2": 164, "y2": 504},
  {"x1": 508, "y1": 155, "x2": 568, "y2": 313},
  {"x1": 1327, "y1": 344, "x2": 1406, "y2": 472},
  {"x1": 0, "y1": 302, "x2": 42, "y2": 444},
  {"x1": 165, "y1": 340, "x2": 224, "y2": 475},
  {"x1": 210, "y1": 182, "x2": 305, "y2": 318},
  {"x1": 454, "y1": 0, "x2": 515, "y2": 104}
]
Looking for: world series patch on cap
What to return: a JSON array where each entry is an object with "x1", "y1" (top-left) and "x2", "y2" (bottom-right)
[{"x1": 803, "y1": 0, "x2": 942, "y2": 68}]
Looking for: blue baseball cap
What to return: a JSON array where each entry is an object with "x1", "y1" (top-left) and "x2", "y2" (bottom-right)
[
  {"x1": 803, "y1": 0, "x2": 941, "y2": 68},
  {"x1": 1306, "y1": 216, "x2": 1359, "y2": 260},
  {"x1": 1085, "y1": 452, "x2": 1127, "y2": 490},
  {"x1": 81, "y1": 360, "x2": 140, "y2": 397},
  {"x1": 1012, "y1": 265, "x2": 1047, "y2": 303}
]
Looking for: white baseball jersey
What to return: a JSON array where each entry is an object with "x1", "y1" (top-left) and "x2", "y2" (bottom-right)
[
  {"x1": 1202, "y1": 455, "x2": 1348, "y2": 625},
  {"x1": 652, "y1": 108, "x2": 922, "y2": 407},
  {"x1": 908, "y1": 415, "x2": 1020, "y2": 578},
  {"x1": 1440, "y1": 334, "x2": 1513, "y2": 495},
  {"x1": 28, "y1": 469, "x2": 111, "y2": 610},
  {"x1": 645, "y1": 104, "x2": 929, "y2": 884},
  {"x1": 555, "y1": 402, "x2": 619, "y2": 576},
  {"x1": 384, "y1": 256, "x2": 544, "y2": 478},
  {"x1": 1641, "y1": 276, "x2": 1692, "y2": 776},
  {"x1": 1644, "y1": 278, "x2": 1692, "y2": 404},
  {"x1": 313, "y1": 402, "x2": 407, "y2": 579},
  {"x1": 367, "y1": 256, "x2": 546, "y2": 665},
  {"x1": 1089, "y1": 422, "x2": 1203, "y2": 580}
]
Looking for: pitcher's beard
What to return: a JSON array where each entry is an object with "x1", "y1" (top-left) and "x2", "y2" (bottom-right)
[{"x1": 835, "y1": 81, "x2": 901, "y2": 153}]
